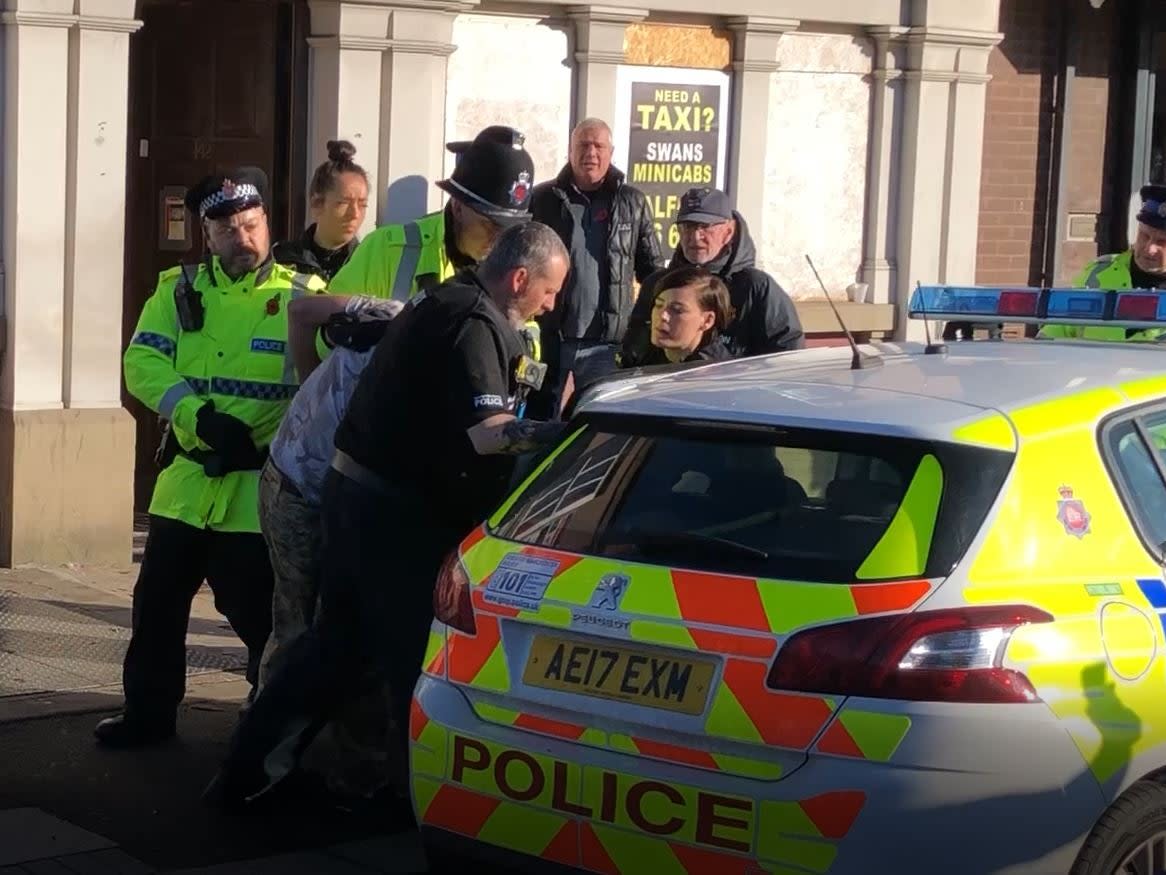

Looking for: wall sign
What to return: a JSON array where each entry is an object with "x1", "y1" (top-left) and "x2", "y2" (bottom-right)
[{"x1": 613, "y1": 65, "x2": 731, "y2": 254}]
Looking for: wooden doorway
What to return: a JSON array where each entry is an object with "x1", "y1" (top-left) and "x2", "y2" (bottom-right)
[{"x1": 123, "y1": 0, "x2": 309, "y2": 512}]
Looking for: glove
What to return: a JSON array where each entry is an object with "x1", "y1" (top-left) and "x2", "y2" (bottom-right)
[
  {"x1": 195, "y1": 401, "x2": 253, "y2": 451},
  {"x1": 195, "y1": 402, "x2": 263, "y2": 474},
  {"x1": 324, "y1": 313, "x2": 394, "y2": 352},
  {"x1": 344, "y1": 295, "x2": 405, "y2": 321}
]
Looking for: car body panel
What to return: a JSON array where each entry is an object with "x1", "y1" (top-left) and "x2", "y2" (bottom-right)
[{"x1": 413, "y1": 339, "x2": 1166, "y2": 873}]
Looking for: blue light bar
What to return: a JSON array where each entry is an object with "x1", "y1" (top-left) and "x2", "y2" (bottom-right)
[
  {"x1": 1045, "y1": 288, "x2": 1107, "y2": 319},
  {"x1": 907, "y1": 285, "x2": 1166, "y2": 333}
]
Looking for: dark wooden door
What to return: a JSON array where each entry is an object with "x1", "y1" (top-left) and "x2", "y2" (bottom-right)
[{"x1": 123, "y1": 0, "x2": 308, "y2": 511}]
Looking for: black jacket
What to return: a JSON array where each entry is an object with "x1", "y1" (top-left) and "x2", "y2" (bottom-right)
[
  {"x1": 633, "y1": 332, "x2": 734, "y2": 367},
  {"x1": 272, "y1": 224, "x2": 359, "y2": 283},
  {"x1": 531, "y1": 165, "x2": 665, "y2": 351},
  {"x1": 621, "y1": 212, "x2": 805, "y2": 367}
]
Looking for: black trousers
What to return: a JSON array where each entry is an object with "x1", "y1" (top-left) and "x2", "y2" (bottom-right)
[
  {"x1": 222, "y1": 467, "x2": 460, "y2": 784},
  {"x1": 122, "y1": 515, "x2": 275, "y2": 721}
]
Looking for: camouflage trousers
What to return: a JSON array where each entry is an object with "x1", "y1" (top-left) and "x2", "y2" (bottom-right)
[{"x1": 257, "y1": 459, "x2": 401, "y2": 798}]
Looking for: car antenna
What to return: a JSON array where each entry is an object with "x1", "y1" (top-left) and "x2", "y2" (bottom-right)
[
  {"x1": 915, "y1": 280, "x2": 948, "y2": 355},
  {"x1": 805, "y1": 255, "x2": 882, "y2": 370}
]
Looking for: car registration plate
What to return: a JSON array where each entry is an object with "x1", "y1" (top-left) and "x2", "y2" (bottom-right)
[{"x1": 522, "y1": 634, "x2": 716, "y2": 715}]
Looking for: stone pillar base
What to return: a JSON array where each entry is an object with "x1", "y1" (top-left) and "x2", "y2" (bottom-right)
[{"x1": 0, "y1": 408, "x2": 136, "y2": 567}]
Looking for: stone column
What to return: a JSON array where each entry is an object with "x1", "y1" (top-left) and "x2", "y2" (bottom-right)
[
  {"x1": 308, "y1": 1, "x2": 468, "y2": 226},
  {"x1": 0, "y1": 0, "x2": 141, "y2": 566},
  {"x1": 861, "y1": 27, "x2": 908, "y2": 306},
  {"x1": 725, "y1": 16, "x2": 798, "y2": 255},
  {"x1": 307, "y1": 1, "x2": 394, "y2": 235},
  {"x1": 566, "y1": 5, "x2": 646, "y2": 126},
  {"x1": 894, "y1": 26, "x2": 1001, "y2": 341},
  {"x1": 378, "y1": 4, "x2": 464, "y2": 223}
]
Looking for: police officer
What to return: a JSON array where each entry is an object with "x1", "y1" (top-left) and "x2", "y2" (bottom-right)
[
  {"x1": 272, "y1": 140, "x2": 369, "y2": 282},
  {"x1": 204, "y1": 221, "x2": 570, "y2": 808},
  {"x1": 326, "y1": 124, "x2": 544, "y2": 361},
  {"x1": 96, "y1": 168, "x2": 327, "y2": 749},
  {"x1": 1039, "y1": 183, "x2": 1166, "y2": 341}
]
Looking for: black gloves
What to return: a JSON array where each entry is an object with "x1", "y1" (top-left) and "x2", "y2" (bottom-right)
[{"x1": 194, "y1": 401, "x2": 264, "y2": 475}]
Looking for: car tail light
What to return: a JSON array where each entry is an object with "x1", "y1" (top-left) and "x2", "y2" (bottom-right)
[
  {"x1": 433, "y1": 550, "x2": 476, "y2": 635},
  {"x1": 766, "y1": 605, "x2": 1053, "y2": 704}
]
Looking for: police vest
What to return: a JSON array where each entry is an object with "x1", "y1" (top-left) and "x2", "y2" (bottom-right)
[
  {"x1": 125, "y1": 257, "x2": 326, "y2": 532},
  {"x1": 1039, "y1": 250, "x2": 1166, "y2": 342},
  {"x1": 328, "y1": 211, "x2": 542, "y2": 361}
]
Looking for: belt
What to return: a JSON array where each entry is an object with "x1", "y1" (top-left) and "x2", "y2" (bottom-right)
[{"x1": 330, "y1": 449, "x2": 397, "y2": 497}]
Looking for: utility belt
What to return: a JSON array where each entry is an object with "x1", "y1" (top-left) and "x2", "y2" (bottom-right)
[{"x1": 330, "y1": 449, "x2": 401, "y2": 498}]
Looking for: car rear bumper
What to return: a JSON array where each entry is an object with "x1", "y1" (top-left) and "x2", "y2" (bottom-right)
[{"x1": 410, "y1": 676, "x2": 1103, "y2": 875}]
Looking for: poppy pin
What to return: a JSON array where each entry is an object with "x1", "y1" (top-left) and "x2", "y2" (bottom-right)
[{"x1": 265, "y1": 294, "x2": 280, "y2": 316}]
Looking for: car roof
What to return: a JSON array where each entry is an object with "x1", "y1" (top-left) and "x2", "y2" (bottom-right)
[{"x1": 577, "y1": 339, "x2": 1166, "y2": 443}]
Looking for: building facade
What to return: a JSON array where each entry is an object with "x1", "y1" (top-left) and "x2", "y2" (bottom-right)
[
  {"x1": 976, "y1": 0, "x2": 1165, "y2": 289},
  {"x1": 0, "y1": 0, "x2": 1006, "y2": 566}
]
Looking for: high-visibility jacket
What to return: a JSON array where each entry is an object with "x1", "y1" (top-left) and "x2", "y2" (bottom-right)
[
  {"x1": 1039, "y1": 250, "x2": 1166, "y2": 342},
  {"x1": 326, "y1": 210, "x2": 542, "y2": 360},
  {"x1": 125, "y1": 257, "x2": 326, "y2": 532}
]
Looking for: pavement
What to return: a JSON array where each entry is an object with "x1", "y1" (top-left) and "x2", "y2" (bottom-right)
[{"x1": 0, "y1": 525, "x2": 430, "y2": 874}]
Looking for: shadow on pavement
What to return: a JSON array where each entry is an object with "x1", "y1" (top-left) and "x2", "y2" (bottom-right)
[{"x1": 0, "y1": 689, "x2": 415, "y2": 872}]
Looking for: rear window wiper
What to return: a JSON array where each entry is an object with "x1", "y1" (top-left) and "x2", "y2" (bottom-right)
[{"x1": 607, "y1": 529, "x2": 769, "y2": 561}]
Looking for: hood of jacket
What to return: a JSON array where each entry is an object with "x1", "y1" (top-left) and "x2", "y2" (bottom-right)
[{"x1": 665, "y1": 210, "x2": 757, "y2": 278}]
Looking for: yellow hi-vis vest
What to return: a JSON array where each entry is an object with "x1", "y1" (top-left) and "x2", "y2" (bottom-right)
[
  {"x1": 1038, "y1": 250, "x2": 1166, "y2": 343},
  {"x1": 327, "y1": 210, "x2": 542, "y2": 361},
  {"x1": 125, "y1": 257, "x2": 326, "y2": 532}
]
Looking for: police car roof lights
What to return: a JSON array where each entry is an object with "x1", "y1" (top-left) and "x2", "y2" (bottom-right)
[{"x1": 909, "y1": 285, "x2": 1166, "y2": 331}]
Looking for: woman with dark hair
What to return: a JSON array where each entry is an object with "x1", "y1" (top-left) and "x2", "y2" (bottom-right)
[
  {"x1": 273, "y1": 140, "x2": 369, "y2": 281},
  {"x1": 638, "y1": 265, "x2": 735, "y2": 365}
]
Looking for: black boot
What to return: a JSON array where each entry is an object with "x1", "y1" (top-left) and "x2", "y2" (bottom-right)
[{"x1": 94, "y1": 712, "x2": 176, "y2": 749}]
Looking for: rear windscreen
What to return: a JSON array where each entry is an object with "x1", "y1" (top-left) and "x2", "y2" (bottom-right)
[{"x1": 492, "y1": 414, "x2": 1014, "y2": 583}]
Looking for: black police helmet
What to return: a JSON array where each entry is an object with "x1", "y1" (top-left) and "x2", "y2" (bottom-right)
[{"x1": 437, "y1": 126, "x2": 534, "y2": 227}]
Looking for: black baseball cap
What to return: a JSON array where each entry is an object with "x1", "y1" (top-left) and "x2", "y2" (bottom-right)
[
  {"x1": 186, "y1": 166, "x2": 268, "y2": 220},
  {"x1": 677, "y1": 187, "x2": 734, "y2": 224},
  {"x1": 1137, "y1": 184, "x2": 1166, "y2": 232},
  {"x1": 437, "y1": 126, "x2": 535, "y2": 227}
]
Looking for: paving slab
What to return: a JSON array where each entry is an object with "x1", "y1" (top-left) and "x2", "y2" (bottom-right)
[
  {"x1": 168, "y1": 851, "x2": 372, "y2": 875},
  {"x1": 325, "y1": 833, "x2": 428, "y2": 873},
  {"x1": 0, "y1": 808, "x2": 115, "y2": 866}
]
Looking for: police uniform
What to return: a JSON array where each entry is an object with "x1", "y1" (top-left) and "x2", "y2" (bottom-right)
[
  {"x1": 1040, "y1": 184, "x2": 1166, "y2": 342},
  {"x1": 207, "y1": 267, "x2": 539, "y2": 807},
  {"x1": 96, "y1": 168, "x2": 327, "y2": 749},
  {"x1": 326, "y1": 125, "x2": 542, "y2": 361}
]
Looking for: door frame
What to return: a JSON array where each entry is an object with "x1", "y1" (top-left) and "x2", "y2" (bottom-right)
[{"x1": 121, "y1": 0, "x2": 310, "y2": 512}]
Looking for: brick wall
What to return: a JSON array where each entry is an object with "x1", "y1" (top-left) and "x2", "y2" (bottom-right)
[
  {"x1": 1061, "y1": 0, "x2": 1121, "y2": 283},
  {"x1": 975, "y1": 0, "x2": 1059, "y2": 287}
]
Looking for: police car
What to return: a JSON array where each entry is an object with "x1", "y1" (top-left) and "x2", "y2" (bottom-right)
[{"x1": 411, "y1": 285, "x2": 1166, "y2": 875}]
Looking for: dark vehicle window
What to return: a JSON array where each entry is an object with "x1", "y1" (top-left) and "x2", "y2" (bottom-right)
[
  {"x1": 1102, "y1": 409, "x2": 1166, "y2": 556},
  {"x1": 492, "y1": 413, "x2": 1014, "y2": 583}
]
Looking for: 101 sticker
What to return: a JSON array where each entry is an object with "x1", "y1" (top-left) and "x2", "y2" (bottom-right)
[{"x1": 483, "y1": 553, "x2": 560, "y2": 611}]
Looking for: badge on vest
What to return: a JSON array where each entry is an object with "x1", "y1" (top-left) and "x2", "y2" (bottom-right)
[{"x1": 251, "y1": 338, "x2": 286, "y2": 355}]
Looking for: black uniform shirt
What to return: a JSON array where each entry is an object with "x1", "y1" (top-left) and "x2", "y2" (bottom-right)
[{"x1": 334, "y1": 270, "x2": 526, "y2": 529}]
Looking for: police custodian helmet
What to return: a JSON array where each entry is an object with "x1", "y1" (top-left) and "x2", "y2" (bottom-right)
[{"x1": 438, "y1": 126, "x2": 535, "y2": 227}]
